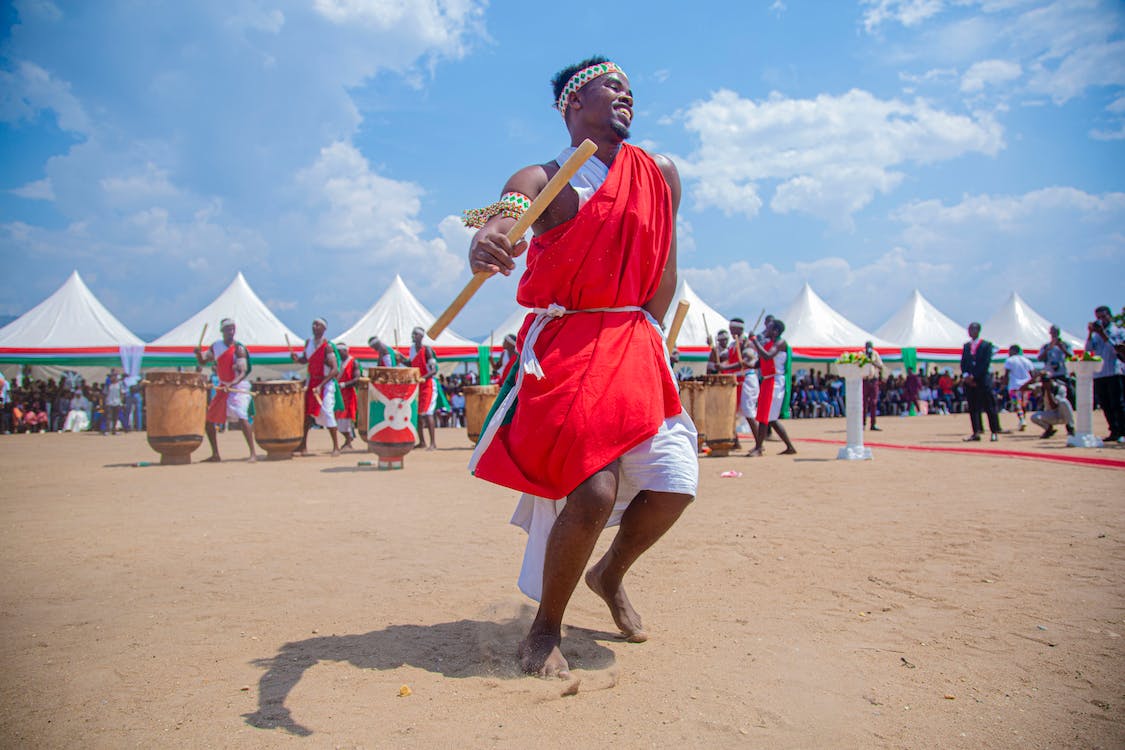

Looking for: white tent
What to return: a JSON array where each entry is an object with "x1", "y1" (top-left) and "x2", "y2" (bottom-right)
[
  {"x1": 481, "y1": 306, "x2": 533, "y2": 346},
  {"x1": 780, "y1": 283, "x2": 899, "y2": 360},
  {"x1": 337, "y1": 275, "x2": 480, "y2": 360},
  {"x1": 980, "y1": 292, "x2": 1083, "y2": 357},
  {"x1": 0, "y1": 270, "x2": 143, "y2": 368},
  {"x1": 146, "y1": 272, "x2": 300, "y2": 364},
  {"x1": 875, "y1": 289, "x2": 966, "y2": 361},
  {"x1": 662, "y1": 279, "x2": 732, "y2": 354}
]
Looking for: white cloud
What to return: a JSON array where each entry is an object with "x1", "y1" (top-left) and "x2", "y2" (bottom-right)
[
  {"x1": 294, "y1": 141, "x2": 465, "y2": 288},
  {"x1": 869, "y1": 1, "x2": 1125, "y2": 113},
  {"x1": 10, "y1": 178, "x2": 54, "y2": 201},
  {"x1": 862, "y1": 0, "x2": 949, "y2": 32},
  {"x1": 677, "y1": 88, "x2": 1004, "y2": 226},
  {"x1": 0, "y1": 60, "x2": 90, "y2": 134},
  {"x1": 682, "y1": 247, "x2": 954, "y2": 329},
  {"x1": 0, "y1": 0, "x2": 487, "y2": 331},
  {"x1": 961, "y1": 59, "x2": 1022, "y2": 92},
  {"x1": 892, "y1": 186, "x2": 1125, "y2": 227}
]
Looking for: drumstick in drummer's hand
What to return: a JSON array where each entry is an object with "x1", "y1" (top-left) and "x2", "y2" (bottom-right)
[
  {"x1": 750, "y1": 307, "x2": 765, "y2": 335},
  {"x1": 428, "y1": 138, "x2": 599, "y2": 339},
  {"x1": 666, "y1": 300, "x2": 690, "y2": 352},
  {"x1": 197, "y1": 323, "x2": 208, "y2": 350},
  {"x1": 285, "y1": 334, "x2": 295, "y2": 360}
]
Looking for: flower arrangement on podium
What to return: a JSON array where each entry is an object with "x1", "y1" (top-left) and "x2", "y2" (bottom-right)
[
  {"x1": 1066, "y1": 351, "x2": 1102, "y2": 362},
  {"x1": 836, "y1": 351, "x2": 872, "y2": 366}
]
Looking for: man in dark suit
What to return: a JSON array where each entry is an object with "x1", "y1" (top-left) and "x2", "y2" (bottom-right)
[{"x1": 961, "y1": 322, "x2": 1001, "y2": 441}]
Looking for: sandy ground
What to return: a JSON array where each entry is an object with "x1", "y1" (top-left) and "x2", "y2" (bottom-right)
[{"x1": 1, "y1": 413, "x2": 1123, "y2": 749}]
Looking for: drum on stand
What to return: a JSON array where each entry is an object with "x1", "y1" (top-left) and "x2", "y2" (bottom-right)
[
  {"x1": 355, "y1": 376, "x2": 371, "y2": 442},
  {"x1": 144, "y1": 372, "x2": 207, "y2": 465},
  {"x1": 251, "y1": 380, "x2": 304, "y2": 460},
  {"x1": 365, "y1": 367, "x2": 421, "y2": 469},
  {"x1": 463, "y1": 384, "x2": 499, "y2": 444},
  {"x1": 679, "y1": 379, "x2": 707, "y2": 453},
  {"x1": 698, "y1": 374, "x2": 738, "y2": 456}
]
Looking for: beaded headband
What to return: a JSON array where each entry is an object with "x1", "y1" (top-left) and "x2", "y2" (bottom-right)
[
  {"x1": 556, "y1": 61, "x2": 626, "y2": 118},
  {"x1": 220, "y1": 318, "x2": 235, "y2": 329}
]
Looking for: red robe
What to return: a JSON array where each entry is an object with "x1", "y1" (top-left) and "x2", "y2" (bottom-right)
[
  {"x1": 304, "y1": 340, "x2": 331, "y2": 418},
  {"x1": 206, "y1": 342, "x2": 238, "y2": 424},
  {"x1": 411, "y1": 346, "x2": 436, "y2": 412},
  {"x1": 473, "y1": 143, "x2": 681, "y2": 499},
  {"x1": 338, "y1": 356, "x2": 357, "y2": 420}
]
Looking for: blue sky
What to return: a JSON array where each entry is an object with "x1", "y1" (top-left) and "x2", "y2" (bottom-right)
[{"x1": 1, "y1": 0, "x2": 1123, "y2": 340}]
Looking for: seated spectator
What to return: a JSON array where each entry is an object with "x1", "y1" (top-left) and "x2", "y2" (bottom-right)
[
  {"x1": 22, "y1": 400, "x2": 48, "y2": 433},
  {"x1": 64, "y1": 390, "x2": 92, "y2": 432}
]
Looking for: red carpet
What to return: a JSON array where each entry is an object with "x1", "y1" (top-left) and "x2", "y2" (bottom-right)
[{"x1": 796, "y1": 437, "x2": 1125, "y2": 470}]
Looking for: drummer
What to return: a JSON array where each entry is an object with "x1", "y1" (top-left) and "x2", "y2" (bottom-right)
[
  {"x1": 367, "y1": 336, "x2": 398, "y2": 367},
  {"x1": 291, "y1": 318, "x2": 342, "y2": 457},
  {"x1": 193, "y1": 318, "x2": 257, "y2": 462},
  {"x1": 336, "y1": 342, "x2": 359, "y2": 450}
]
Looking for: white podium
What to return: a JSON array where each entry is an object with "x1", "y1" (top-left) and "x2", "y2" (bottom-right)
[
  {"x1": 1066, "y1": 360, "x2": 1104, "y2": 448},
  {"x1": 837, "y1": 363, "x2": 873, "y2": 460}
]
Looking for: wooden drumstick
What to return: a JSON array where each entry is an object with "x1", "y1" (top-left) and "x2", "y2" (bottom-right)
[
  {"x1": 427, "y1": 138, "x2": 599, "y2": 339},
  {"x1": 285, "y1": 334, "x2": 294, "y2": 359},
  {"x1": 666, "y1": 300, "x2": 690, "y2": 352},
  {"x1": 750, "y1": 307, "x2": 765, "y2": 335},
  {"x1": 197, "y1": 323, "x2": 208, "y2": 350},
  {"x1": 703, "y1": 315, "x2": 716, "y2": 355}
]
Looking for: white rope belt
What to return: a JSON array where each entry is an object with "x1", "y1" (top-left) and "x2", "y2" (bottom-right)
[{"x1": 468, "y1": 302, "x2": 647, "y2": 473}]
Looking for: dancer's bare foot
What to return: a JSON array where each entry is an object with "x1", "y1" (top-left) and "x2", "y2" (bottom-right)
[
  {"x1": 426, "y1": 444, "x2": 436, "y2": 451},
  {"x1": 779, "y1": 447, "x2": 797, "y2": 455},
  {"x1": 518, "y1": 631, "x2": 570, "y2": 677},
  {"x1": 247, "y1": 455, "x2": 258, "y2": 463},
  {"x1": 745, "y1": 448, "x2": 762, "y2": 457},
  {"x1": 585, "y1": 565, "x2": 648, "y2": 642},
  {"x1": 331, "y1": 448, "x2": 342, "y2": 457},
  {"x1": 202, "y1": 455, "x2": 221, "y2": 463}
]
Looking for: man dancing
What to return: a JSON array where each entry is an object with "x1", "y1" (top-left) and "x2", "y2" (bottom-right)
[
  {"x1": 466, "y1": 56, "x2": 698, "y2": 677},
  {"x1": 194, "y1": 318, "x2": 257, "y2": 462},
  {"x1": 291, "y1": 318, "x2": 342, "y2": 456},
  {"x1": 408, "y1": 327, "x2": 439, "y2": 450},
  {"x1": 747, "y1": 319, "x2": 797, "y2": 456}
]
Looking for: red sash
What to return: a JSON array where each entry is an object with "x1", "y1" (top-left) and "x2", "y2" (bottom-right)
[
  {"x1": 206, "y1": 342, "x2": 237, "y2": 424},
  {"x1": 338, "y1": 356, "x2": 357, "y2": 420},
  {"x1": 473, "y1": 143, "x2": 681, "y2": 499},
  {"x1": 305, "y1": 340, "x2": 329, "y2": 417},
  {"x1": 411, "y1": 347, "x2": 435, "y2": 411}
]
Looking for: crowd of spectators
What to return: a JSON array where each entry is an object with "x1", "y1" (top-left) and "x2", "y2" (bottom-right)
[
  {"x1": 0, "y1": 368, "x2": 144, "y2": 435},
  {"x1": 785, "y1": 365, "x2": 1067, "y2": 421}
]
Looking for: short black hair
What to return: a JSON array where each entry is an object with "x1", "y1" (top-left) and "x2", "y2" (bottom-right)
[
  {"x1": 773, "y1": 319, "x2": 786, "y2": 335},
  {"x1": 1095, "y1": 305, "x2": 1111, "y2": 315},
  {"x1": 551, "y1": 55, "x2": 611, "y2": 105}
]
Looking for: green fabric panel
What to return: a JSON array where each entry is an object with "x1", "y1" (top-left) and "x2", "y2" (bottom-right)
[
  {"x1": 477, "y1": 345, "x2": 492, "y2": 384},
  {"x1": 902, "y1": 347, "x2": 918, "y2": 371}
]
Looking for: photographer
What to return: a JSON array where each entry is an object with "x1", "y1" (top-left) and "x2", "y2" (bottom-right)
[{"x1": 1085, "y1": 305, "x2": 1125, "y2": 443}]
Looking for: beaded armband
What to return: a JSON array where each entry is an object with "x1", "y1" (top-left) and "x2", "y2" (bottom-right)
[{"x1": 463, "y1": 191, "x2": 532, "y2": 228}]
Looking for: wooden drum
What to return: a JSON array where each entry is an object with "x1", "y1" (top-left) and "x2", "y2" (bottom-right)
[
  {"x1": 355, "y1": 376, "x2": 371, "y2": 442},
  {"x1": 698, "y1": 374, "x2": 738, "y2": 456},
  {"x1": 463, "y1": 384, "x2": 499, "y2": 444},
  {"x1": 251, "y1": 380, "x2": 304, "y2": 460},
  {"x1": 365, "y1": 367, "x2": 420, "y2": 469},
  {"x1": 144, "y1": 372, "x2": 207, "y2": 465},
  {"x1": 679, "y1": 379, "x2": 707, "y2": 453}
]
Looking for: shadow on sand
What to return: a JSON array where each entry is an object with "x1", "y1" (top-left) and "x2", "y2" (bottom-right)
[{"x1": 242, "y1": 610, "x2": 617, "y2": 736}]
